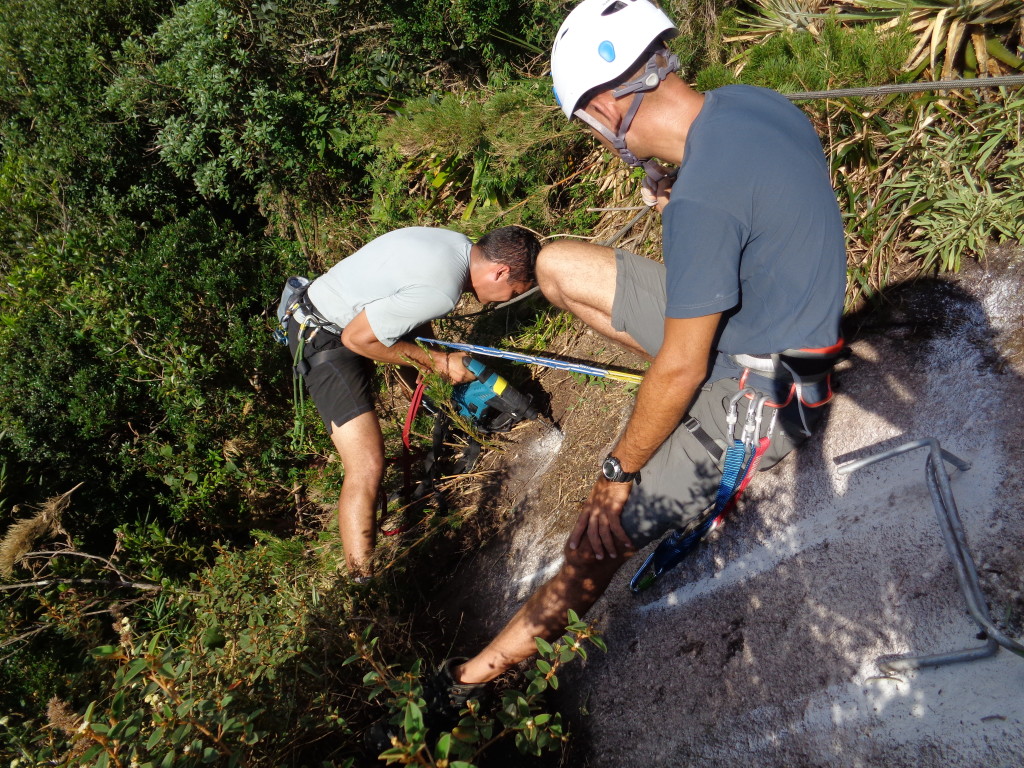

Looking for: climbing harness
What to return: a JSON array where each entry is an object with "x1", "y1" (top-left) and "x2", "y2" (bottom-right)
[
  {"x1": 629, "y1": 388, "x2": 780, "y2": 593},
  {"x1": 275, "y1": 277, "x2": 351, "y2": 450},
  {"x1": 273, "y1": 275, "x2": 310, "y2": 345},
  {"x1": 732, "y1": 340, "x2": 847, "y2": 436},
  {"x1": 629, "y1": 341, "x2": 844, "y2": 592}
]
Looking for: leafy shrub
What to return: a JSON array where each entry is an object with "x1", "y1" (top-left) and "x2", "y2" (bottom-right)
[
  {"x1": 1, "y1": 533, "x2": 598, "y2": 767},
  {"x1": 371, "y1": 78, "x2": 595, "y2": 233}
]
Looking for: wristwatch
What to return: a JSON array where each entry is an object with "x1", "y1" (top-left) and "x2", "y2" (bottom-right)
[{"x1": 601, "y1": 455, "x2": 640, "y2": 484}]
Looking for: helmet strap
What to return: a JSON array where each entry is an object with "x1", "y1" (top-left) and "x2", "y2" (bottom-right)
[{"x1": 572, "y1": 47, "x2": 680, "y2": 183}]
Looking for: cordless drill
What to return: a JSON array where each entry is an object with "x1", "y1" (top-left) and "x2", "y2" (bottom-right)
[{"x1": 451, "y1": 357, "x2": 538, "y2": 433}]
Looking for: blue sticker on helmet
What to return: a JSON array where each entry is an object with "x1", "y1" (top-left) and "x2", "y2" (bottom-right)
[
  {"x1": 552, "y1": 86, "x2": 561, "y2": 106},
  {"x1": 598, "y1": 41, "x2": 615, "y2": 62}
]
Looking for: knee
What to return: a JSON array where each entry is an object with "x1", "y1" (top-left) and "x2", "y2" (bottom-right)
[
  {"x1": 536, "y1": 240, "x2": 586, "y2": 306},
  {"x1": 536, "y1": 240, "x2": 615, "y2": 309},
  {"x1": 341, "y1": 450, "x2": 385, "y2": 486}
]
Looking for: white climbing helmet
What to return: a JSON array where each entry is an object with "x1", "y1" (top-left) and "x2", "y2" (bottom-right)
[{"x1": 551, "y1": 0, "x2": 678, "y2": 119}]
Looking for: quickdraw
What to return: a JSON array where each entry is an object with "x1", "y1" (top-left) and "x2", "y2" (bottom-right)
[{"x1": 629, "y1": 389, "x2": 779, "y2": 593}]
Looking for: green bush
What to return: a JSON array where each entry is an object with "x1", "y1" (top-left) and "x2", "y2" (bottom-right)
[
  {"x1": 371, "y1": 77, "x2": 596, "y2": 233},
  {"x1": 1, "y1": 533, "x2": 598, "y2": 767},
  {"x1": 3, "y1": 1, "x2": 1024, "y2": 765}
]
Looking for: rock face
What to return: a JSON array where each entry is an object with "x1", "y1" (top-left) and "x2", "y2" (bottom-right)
[{"x1": 439, "y1": 245, "x2": 1024, "y2": 768}]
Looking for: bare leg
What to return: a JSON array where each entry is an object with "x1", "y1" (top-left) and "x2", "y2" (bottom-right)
[
  {"x1": 450, "y1": 240, "x2": 651, "y2": 683},
  {"x1": 537, "y1": 240, "x2": 653, "y2": 363},
  {"x1": 456, "y1": 542, "x2": 630, "y2": 684},
  {"x1": 330, "y1": 409, "x2": 385, "y2": 578}
]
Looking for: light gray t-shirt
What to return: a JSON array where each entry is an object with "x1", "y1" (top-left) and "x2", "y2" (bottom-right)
[{"x1": 306, "y1": 227, "x2": 471, "y2": 347}]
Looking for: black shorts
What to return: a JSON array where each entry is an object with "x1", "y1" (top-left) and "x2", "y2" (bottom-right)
[{"x1": 287, "y1": 317, "x2": 375, "y2": 433}]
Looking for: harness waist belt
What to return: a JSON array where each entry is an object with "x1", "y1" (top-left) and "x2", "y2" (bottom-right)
[
  {"x1": 731, "y1": 340, "x2": 847, "y2": 436},
  {"x1": 292, "y1": 289, "x2": 344, "y2": 336},
  {"x1": 730, "y1": 346, "x2": 844, "y2": 380}
]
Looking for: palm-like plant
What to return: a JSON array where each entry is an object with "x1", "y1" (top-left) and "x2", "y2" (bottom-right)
[
  {"x1": 846, "y1": 0, "x2": 1024, "y2": 79},
  {"x1": 730, "y1": 0, "x2": 1023, "y2": 80},
  {"x1": 727, "y1": 0, "x2": 830, "y2": 45}
]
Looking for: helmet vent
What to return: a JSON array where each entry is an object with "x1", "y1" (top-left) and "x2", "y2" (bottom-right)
[{"x1": 601, "y1": 1, "x2": 628, "y2": 16}]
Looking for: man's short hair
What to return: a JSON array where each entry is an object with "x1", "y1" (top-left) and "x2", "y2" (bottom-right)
[{"x1": 477, "y1": 226, "x2": 541, "y2": 286}]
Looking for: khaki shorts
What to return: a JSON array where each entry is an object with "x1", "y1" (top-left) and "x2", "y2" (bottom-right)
[{"x1": 611, "y1": 249, "x2": 822, "y2": 549}]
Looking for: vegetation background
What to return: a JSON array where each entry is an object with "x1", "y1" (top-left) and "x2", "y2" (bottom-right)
[{"x1": 0, "y1": 0, "x2": 1021, "y2": 765}]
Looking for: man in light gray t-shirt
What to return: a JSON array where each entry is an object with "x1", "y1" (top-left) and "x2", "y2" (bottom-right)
[{"x1": 287, "y1": 226, "x2": 540, "y2": 580}]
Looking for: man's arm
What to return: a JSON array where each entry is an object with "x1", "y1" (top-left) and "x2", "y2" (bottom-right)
[
  {"x1": 341, "y1": 310, "x2": 475, "y2": 384},
  {"x1": 569, "y1": 312, "x2": 721, "y2": 559}
]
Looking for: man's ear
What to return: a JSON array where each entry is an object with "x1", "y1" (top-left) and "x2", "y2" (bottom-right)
[{"x1": 492, "y1": 262, "x2": 511, "y2": 282}]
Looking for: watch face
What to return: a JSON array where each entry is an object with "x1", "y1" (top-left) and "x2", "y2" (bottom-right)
[{"x1": 602, "y1": 456, "x2": 620, "y2": 481}]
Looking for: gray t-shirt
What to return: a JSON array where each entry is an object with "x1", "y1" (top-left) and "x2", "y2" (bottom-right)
[
  {"x1": 662, "y1": 85, "x2": 846, "y2": 385},
  {"x1": 306, "y1": 227, "x2": 471, "y2": 347}
]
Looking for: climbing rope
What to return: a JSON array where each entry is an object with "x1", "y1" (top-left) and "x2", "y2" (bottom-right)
[{"x1": 786, "y1": 74, "x2": 1024, "y2": 101}]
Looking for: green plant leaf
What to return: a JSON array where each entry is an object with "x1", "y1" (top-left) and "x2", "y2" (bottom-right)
[
  {"x1": 403, "y1": 700, "x2": 424, "y2": 738},
  {"x1": 433, "y1": 731, "x2": 452, "y2": 759}
]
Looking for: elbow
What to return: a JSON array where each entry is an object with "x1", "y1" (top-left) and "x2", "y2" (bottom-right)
[
  {"x1": 651, "y1": 357, "x2": 709, "y2": 391},
  {"x1": 340, "y1": 326, "x2": 371, "y2": 356}
]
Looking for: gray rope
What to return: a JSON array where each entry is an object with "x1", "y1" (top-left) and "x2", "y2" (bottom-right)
[
  {"x1": 786, "y1": 74, "x2": 1024, "y2": 101},
  {"x1": 465, "y1": 75, "x2": 1024, "y2": 318}
]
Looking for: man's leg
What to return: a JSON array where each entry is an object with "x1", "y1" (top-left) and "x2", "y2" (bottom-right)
[
  {"x1": 537, "y1": 241, "x2": 653, "y2": 361},
  {"x1": 329, "y1": 410, "x2": 385, "y2": 578},
  {"x1": 450, "y1": 242, "x2": 666, "y2": 685},
  {"x1": 456, "y1": 541, "x2": 627, "y2": 684}
]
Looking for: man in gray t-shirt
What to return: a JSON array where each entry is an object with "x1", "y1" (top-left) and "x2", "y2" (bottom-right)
[
  {"x1": 287, "y1": 226, "x2": 539, "y2": 580},
  {"x1": 439, "y1": 0, "x2": 846, "y2": 708}
]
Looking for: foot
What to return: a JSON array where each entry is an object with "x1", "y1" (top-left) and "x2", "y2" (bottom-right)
[
  {"x1": 423, "y1": 657, "x2": 490, "y2": 727},
  {"x1": 363, "y1": 657, "x2": 491, "y2": 757}
]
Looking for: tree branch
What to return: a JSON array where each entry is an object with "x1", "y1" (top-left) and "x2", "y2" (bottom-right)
[
  {"x1": 25, "y1": 549, "x2": 132, "y2": 581},
  {"x1": 0, "y1": 577, "x2": 161, "y2": 592}
]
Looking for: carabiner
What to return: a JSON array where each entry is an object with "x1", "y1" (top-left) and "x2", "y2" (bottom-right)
[
  {"x1": 727, "y1": 387, "x2": 757, "y2": 442},
  {"x1": 752, "y1": 394, "x2": 771, "y2": 441}
]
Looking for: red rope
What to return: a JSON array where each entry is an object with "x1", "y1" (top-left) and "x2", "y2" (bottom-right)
[
  {"x1": 403, "y1": 378, "x2": 427, "y2": 449},
  {"x1": 381, "y1": 379, "x2": 429, "y2": 537}
]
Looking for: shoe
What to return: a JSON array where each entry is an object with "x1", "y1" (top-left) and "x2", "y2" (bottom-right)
[
  {"x1": 363, "y1": 658, "x2": 489, "y2": 757},
  {"x1": 423, "y1": 657, "x2": 490, "y2": 727}
]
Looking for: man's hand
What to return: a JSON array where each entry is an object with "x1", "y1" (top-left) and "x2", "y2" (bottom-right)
[
  {"x1": 641, "y1": 175, "x2": 674, "y2": 212},
  {"x1": 436, "y1": 352, "x2": 476, "y2": 385},
  {"x1": 568, "y1": 477, "x2": 635, "y2": 560}
]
